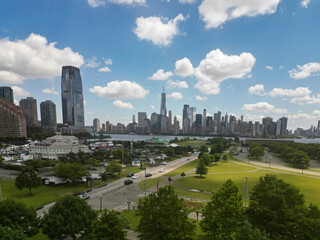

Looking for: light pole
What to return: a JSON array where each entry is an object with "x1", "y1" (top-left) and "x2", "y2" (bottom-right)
[
  {"x1": 301, "y1": 160, "x2": 305, "y2": 174},
  {"x1": 269, "y1": 156, "x2": 272, "y2": 168},
  {"x1": 144, "y1": 166, "x2": 147, "y2": 198},
  {"x1": 99, "y1": 194, "x2": 102, "y2": 212},
  {"x1": 245, "y1": 176, "x2": 249, "y2": 207}
]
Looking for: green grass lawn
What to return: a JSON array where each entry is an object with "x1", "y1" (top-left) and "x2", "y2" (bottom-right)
[
  {"x1": 206, "y1": 160, "x2": 256, "y2": 173},
  {"x1": 173, "y1": 186, "x2": 212, "y2": 200},
  {"x1": 120, "y1": 210, "x2": 140, "y2": 231},
  {"x1": 138, "y1": 177, "x2": 163, "y2": 190},
  {"x1": 164, "y1": 159, "x2": 200, "y2": 177},
  {"x1": 175, "y1": 170, "x2": 320, "y2": 206},
  {"x1": 177, "y1": 140, "x2": 207, "y2": 147}
]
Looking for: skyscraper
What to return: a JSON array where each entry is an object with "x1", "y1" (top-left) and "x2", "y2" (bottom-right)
[
  {"x1": 0, "y1": 87, "x2": 14, "y2": 103},
  {"x1": 138, "y1": 112, "x2": 147, "y2": 126},
  {"x1": 19, "y1": 97, "x2": 38, "y2": 126},
  {"x1": 183, "y1": 104, "x2": 190, "y2": 133},
  {"x1": 202, "y1": 109, "x2": 207, "y2": 127},
  {"x1": 40, "y1": 100, "x2": 57, "y2": 129},
  {"x1": 189, "y1": 107, "x2": 196, "y2": 127},
  {"x1": 280, "y1": 117, "x2": 288, "y2": 135},
  {"x1": 93, "y1": 118, "x2": 101, "y2": 133},
  {"x1": 160, "y1": 84, "x2": 167, "y2": 116},
  {"x1": 61, "y1": 66, "x2": 85, "y2": 131},
  {"x1": 0, "y1": 98, "x2": 27, "y2": 137}
]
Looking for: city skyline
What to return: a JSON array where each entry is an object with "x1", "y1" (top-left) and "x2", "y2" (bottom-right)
[{"x1": 0, "y1": 0, "x2": 319, "y2": 130}]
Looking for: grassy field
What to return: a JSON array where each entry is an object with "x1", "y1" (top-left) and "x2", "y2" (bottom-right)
[
  {"x1": 121, "y1": 210, "x2": 140, "y2": 231},
  {"x1": 175, "y1": 169, "x2": 320, "y2": 206},
  {"x1": 207, "y1": 160, "x2": 256, "y2": 173},
  {"x1": 164, "y1": 159, "x2": 200, "y2": 177},
  {"x1": 173, "y1": 186, "x2": 212, "y2": 200},
  {"x1": 138, "y1": 177, "x2": 163, "y2": 190},
  {"x1": 177, "y1": 140, "x2": 207, "y2": 147}
]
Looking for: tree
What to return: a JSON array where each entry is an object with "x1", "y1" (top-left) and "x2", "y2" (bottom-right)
[
  {"x1": 42, "y1": 195, "x2": 97, "y2": 240},
  {"x1": 290, "y1": 150, "x2": 310, "y2": 168},
  {"x1": 247, "y1": 174, "x2": 310, "y2": 239},
  {"x1": 234, "y1": 222, "x2": 269, "y2": 240},
  {"x1": 196, "y1": 161, "x2": 208, "y2": 177},
  {"x1": 199, "y1": 153, "x2": 212, "y2": 166},
  {"x1": 105, "y1": 161, "x2": 122, "y2": 176},
  {"x1": 0, "y1": 226, "x2": 26, "y2": 240},
  {"x1": 199, "y1": 145, "x2": 208, "y2": 153},
  {"x1": 137, "y1": 185, "x2": 195, "y2": 240},
  {"x1": 112, "y1": 148, "x2": 129, "y2": 161},
  {"x1": 0, "y1": 199, "x2": 39, "y2": 237},
  {"x1": 168, "y1": 176, "x2": 173, "y2": 185},
  {"x1": 222, "y1": 153, "x2": 228, "y2": 161},
  {"x1": 181, "y1": 172, "x2": 186, "y2": 177},
  {"x1": 88, "y1": 209, "x2": 127, "y2": 240},
  {"x1": 249, "y1": 145, "x2": 264, "y2": 159},
  {"x1": 54, "y1": 163, "x2": 88, "y2": 181},
  {"x1": 213, "y1": 153, "x2": 221, "y2": 163},
  {"x1": 201, "y1": 179, "x2": 246, "y2": 239},
  {"x1": 15, "y1": 168, "x2": 41, "y2": 195}
]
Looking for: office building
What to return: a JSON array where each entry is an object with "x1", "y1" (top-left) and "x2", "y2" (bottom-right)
[
  {"x1": 40, "y1": 100, "x2": 57, "y2": 130},
  {"x1": 160, "y1": 84, "x2": 167, "y2": 116},
  {"x1": 280, "y1": 117, "x2": 288, "y2": 135},
  {"x1": 202, "y1": 109, "x2": 207, "y2": 127},
  {"x1": 138, "y1": 112, "x2": 147, "y2": 127},
  {"x1": 93, "y1": 118, "x2": 101, "y2": 133},
  {"x1": 19, "y1": 97, "x2": 38, "y2": 126},
  {"x1": 0, "y1": 87, "x2": 14, "y2": 103},
  {"x1": 0, "y1": 98, "x2": 27, "y2": 137},
  {"x1": 61, "y1": 66, "x2": 85, "y2": 131}
]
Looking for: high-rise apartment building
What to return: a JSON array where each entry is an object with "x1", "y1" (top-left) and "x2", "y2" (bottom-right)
[
  {"x1": 61, "y1": 66, "x2": 85, "y2": 131},
  {"x1": 280, "y1": 117, "x2": 288, "y2": 135},
  {"x1": 0, "y1": 98, "x2": 27, "y2": 137},
  {"x1": 93, "y1": 118, "x2": 101, "y2": 133},
  {"x1": 138, "y1": 112, "x2": 147, "y2": 127},
  {"x1": 40, "y1": 100, "x2": 57, "y2": 129},
  {"x1": 0, "y1": 87, "x2": 14, "y2": 103},
  {"x1": 189, "y1": 107, "x2": 196, "y2": 127},
  {"x1": 19, "y1": 97, "x2": 38, "y2": 126}
]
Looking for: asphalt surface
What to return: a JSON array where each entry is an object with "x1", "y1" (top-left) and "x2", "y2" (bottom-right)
[{"x1": 37, "y1": 153, "x2": 198, "y2": 217}]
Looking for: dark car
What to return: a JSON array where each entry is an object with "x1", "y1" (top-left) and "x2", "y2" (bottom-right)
[
  {"x1": 146, "y1": 173, "x2": 152, "y2": 177},
  {"x1": 124, "y1": 179, "x2": 133, "y2": 185},
  {"x1": 127, "y1": 172, "x2": 135, "y2": 177}
]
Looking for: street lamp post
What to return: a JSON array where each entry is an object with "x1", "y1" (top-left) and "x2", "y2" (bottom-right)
[
  {"x1": 245, "y1": 176, "x2": 249, "y2": 207},
  {"x1": 99, "y1": 194, "x2": 102, "y2": 212},
  {"x1": 269, "y1": 157, "x2": 272, "y2": 168},
  {"x1": 144, "y1": 167, "x2": 147, "y2": 198},
  {"x1": 301, "y1": 160, "x2": 305, "y2": 174}
]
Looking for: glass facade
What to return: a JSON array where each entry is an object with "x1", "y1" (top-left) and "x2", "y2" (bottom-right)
[
  {"x1": 61, "y1": 66, "x2": 85, "y2": 129},
  {"x1": 0, "y1": 87, "x2": 14, "y2": 103},
  {"x1": 40, "y1": 100, "x2": 57, "y2": 129}
]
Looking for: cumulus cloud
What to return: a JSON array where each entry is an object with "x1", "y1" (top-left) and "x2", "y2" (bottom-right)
[
  {"x1": 179, "y1": 0, "x2": 197, "y2": 3},
  {"x1": 196, "y1": 96, "x2": 208, "y2": 101},
  {"x1": 87, "y1": 0, "x2": 106, "y2": 7},
  {"x1": 175, "y1": 57, "x2": 194, "y2": 77},
  {"x1": 0, "y1": 33, "x2": 84, "y2": 84},
  {"x1": 273, "y1": 108, "x2": 288, "y2": 114},
  {"x1": 268, "y1": 87, "x2": 320, "y2": 105},
  {"x1": 167, "y1": 80, "x2": 188, "y2": 89},
  {"x1": 42, "y1": 88, "x2": 59, "y2": 95},
  {"x1": 150, "y1": 105, "x2": 156, "y2": 109},
  {"x1": 86, "y1": 57, "x2": 99, "y2": 68},
  {"x1": 300, "y1": 0, "x2": 311, "y2": 8},
  {"x1": 113, "y1": 100, "x2": 135, "y2": 110},
  {"x1": 148, "y1": 69, "x2": 173, "y2": 80},
  {"x1": 288, "y1": 62, "x2": 320, "y2": 79},
  {"x1": 168, "y1": 92, "x2": 183, "y2": 100},
  {"x1": 134, "y1": 14, "x2": 186, "y2": 47},
  {"x1": 248, "y1": 84, "x2": 265, "y2": 96},
  {"x1": 198, "y1": 0, "x2": 280, "y2": 29},
  {"x1": 242, "y1": 101, "x2": 287, "y2": 114},
  {"x1": 12, "y1": 86, "x2": 30, "y2": 97},
  {"x1": 90, "y1": 80, "x2": 149, "y2": 99},
  {"x1": 266, "y1": 65, "x2": 273, "y2": 70},
  {"x1": 109, "y1": 0, "x2": 145, "y2": 5},
  {"x1": 104, "y1": 58, "x2": 112, "y2": 65},
  {"x1": 194, "y1": 49, "x2": 255, "y2": 95},
  {"x1": 98, "y1": 66, "x2": 111, "y2": 72}
]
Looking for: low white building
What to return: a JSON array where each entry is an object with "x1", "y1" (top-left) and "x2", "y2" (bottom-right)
[{"x1": 29, "y1": 134, "x2": 90, "y2": 159}]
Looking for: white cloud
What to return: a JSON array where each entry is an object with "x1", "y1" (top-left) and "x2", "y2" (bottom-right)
[
  {"x1": 42, "y1": 88, "x2": 59, "y2": 96},
  {"x1": 175, "y1": 57, "x2": 194, "y2": 77},
  {"x1": 104, "y1": 58, "x2": 112, "y2": 65},
  {"x1": 109, "y1": 0, "x2": 146, "y2": 5},
  {"x1": 134, "y1": 14, "x2": 186, "y2": 47},
  {"x1": 150, "y1": 105, "x2": 156, "y2": 109},
  {"x1": 0, "y1": 33, "x2": 83, "y2": 84},
  {"x1": 90, "y1": 80, "x2": 149, "y2": 99},
  {"x1": 194, "y1": 49, "x2": 255, "y2": 95},
  {"x1": 248, "y1": 84, "x2": 265, "y2": 96},
  {"x1": 198, "y1": 0, "x2": 280, "y2": 29},
  {"x1": 87, "y1": 0, "x2": 106, "y2": 7},
  {"x1": 269, "y1": 87, "x2": 311, "y2": 98},
  {"x1": 14, "y1": 99, "x2": 19, "y2": 106},
  {"x1": 279, "y1": 65, "x2": 284, "y2": 69},
  {"x1": 113, "y1": 100, "x2": 135, "y2": 110},
  {"x1": 265, "y1": 65, "x2": 273, "y2": 70},
  {"x1": 273, "y1": 108, "x2": 288, "y2": 114},
  {"x1": 167, "y1": 80, "x2": 188, "y2": 89},
  {"x1": 196, "y1": 96, "x2": 208, "y2": 101},
  {"x1": 148, "y1": 69, "x2": 173, "y2": 80},
  {"x1": 168, "y1": 92, "x2": 183, "y2": 100},
  {"x1": 98, "y1": 66, "x2": 111, "y2": 72},
  {"x1": 12, "y1": 86, "x2": 30, "y2": 97},
  {"x1": 288, "y1": 62, "x2": 320, "y2": 79},
  {"x1": 300, "y1": 0, "x2": 311, "y2": 8},
  {"x1": 242, "y1": 102, "x2": 275, "y2": 112},
  {"x1": 86, "y1": 57, "x2": 99, "y2": 68},
  {"x1": 179, "y1": 0, "x2": 197, "y2": 3}
]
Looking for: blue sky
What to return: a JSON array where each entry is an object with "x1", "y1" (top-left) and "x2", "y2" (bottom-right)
[{"x1": 0, "y1": 0, "x2": 319, "y2": 130}]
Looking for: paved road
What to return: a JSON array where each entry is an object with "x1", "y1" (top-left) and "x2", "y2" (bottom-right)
[{"x1": 37, "y1": 153, "x2": 198, "y2": 216}]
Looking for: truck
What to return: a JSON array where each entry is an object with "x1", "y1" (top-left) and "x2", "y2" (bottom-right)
[{"x1": 43, "y1": 176, "x2": 69, "y2": 186}]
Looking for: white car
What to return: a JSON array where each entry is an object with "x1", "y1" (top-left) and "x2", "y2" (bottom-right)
[
  {"x1": 159, "y1": 168, "x2": 165, "y2": 173},
  {"x1": 132, "y1": 174, "x2": 139, "y2": 179},
  {"x1": 160, "y1": 161, "x2": 167, "y2": 165}
]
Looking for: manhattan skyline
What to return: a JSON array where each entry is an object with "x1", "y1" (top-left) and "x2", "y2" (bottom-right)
[{"x1": 0, "y1": 0, "x2": 319, "y2": 130}]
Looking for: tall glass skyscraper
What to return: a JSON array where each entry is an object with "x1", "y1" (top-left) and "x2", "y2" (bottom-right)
[
  {"x1": 0, "y1": 87, "x2": 14, "y2": 103},
  {"x1": 61, "y1": 66, "x2": 85, "y2": 130},
  {"x1": 40, "y1": 100, "x2": 57, "y2": 130},
  {"x1": 160, "y1": 84, "x2": 167, "y2": 116}
]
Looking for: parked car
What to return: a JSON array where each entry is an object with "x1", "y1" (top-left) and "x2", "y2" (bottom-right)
[
  {"x1": 146, "y1": 173, "x2": 152, "y2": 177},
  {"x1": 90, "y1": 174, "x2": 101, "y2": 180},
  {"x1": 127, "y1": 172, "x2": 134, "y2": 177},
  {"x1": 79, "y1": 194, "x2": 90, "y2": 200},
  {"x1": 124, "y1": 179, "x2": 133, "y2": 185},
  {"x1": 132, "y1": 174, "x2": 139, "y2": 179},
  {"x1": 160, "y1": 161, "x2": 167, "y2": 165},
  {"x1": 159, "y1": 168, "x2": 165, "y2": 173}
]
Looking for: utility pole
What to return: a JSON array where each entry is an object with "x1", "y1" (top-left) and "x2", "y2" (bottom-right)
[
  {"x1": 100, "y1": 194, "x2": 102, "y2": 212},
  {"x1": 122, "y1": 140, "x2": 124, "y2": 164},
  {"x1": 245, "y1": 176, "x2": 249, "y2": 207},
  {"x1": 144, "y1": 167, "x2": 147, "y2": 198}
]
